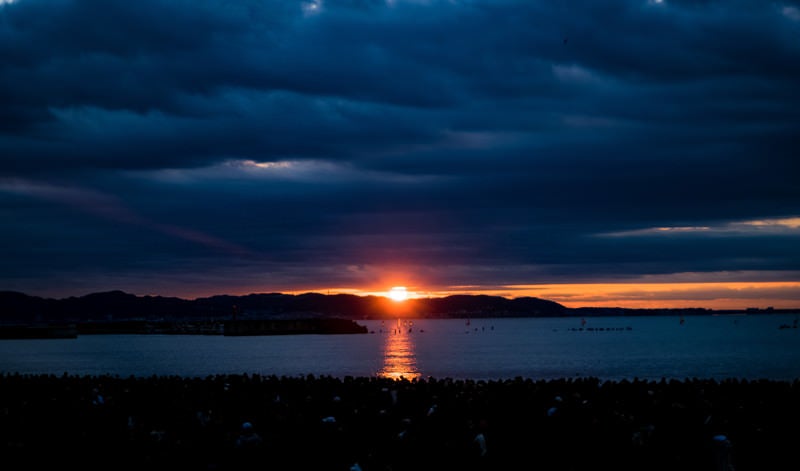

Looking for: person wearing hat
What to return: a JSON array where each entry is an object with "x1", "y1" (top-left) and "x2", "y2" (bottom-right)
[
  {"x1": 229, "y1": 420, "x2": 265, "y2": 467},
  {"x1": 236, "y1": 421, "x2": 264, "y2": 449}
]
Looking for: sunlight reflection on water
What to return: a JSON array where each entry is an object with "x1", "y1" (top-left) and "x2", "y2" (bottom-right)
[
  {"x1": 377, "y1": 319, "x2": 421, "y2": 380},
  {"x1": 1, "y1": 315, "x2": 798, "y2": 381}
]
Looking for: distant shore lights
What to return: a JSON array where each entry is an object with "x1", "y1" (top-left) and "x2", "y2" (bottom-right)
[{"x1": 388, "y1": 286, "x2": 409, "y2": 302}]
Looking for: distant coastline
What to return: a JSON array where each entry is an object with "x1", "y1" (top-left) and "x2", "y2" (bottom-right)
[{"x1": 1, "y1": 290, "x2": 797, "y2": 331}]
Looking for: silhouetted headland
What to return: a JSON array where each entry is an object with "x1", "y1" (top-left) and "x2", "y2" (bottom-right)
[{"x1": 0, "y1": 290, "x2": 795, "y2": 338}]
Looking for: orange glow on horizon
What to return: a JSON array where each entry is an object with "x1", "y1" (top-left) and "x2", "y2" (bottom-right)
[
  {"x1": 497, "y1": 282, "x2": 800, "y2": 310},
  {"x1": 276, "y1": 281, "x2": 800, "y2": 310}
]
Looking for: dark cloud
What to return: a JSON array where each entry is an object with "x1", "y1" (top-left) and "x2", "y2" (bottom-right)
[{"x1": 1, "y1": 0, "x2": 799, "y2": 304}]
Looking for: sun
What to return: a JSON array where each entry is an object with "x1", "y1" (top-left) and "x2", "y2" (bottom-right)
[{"x1": 388, "y1": 286, "x2": 409, "y2": 302}]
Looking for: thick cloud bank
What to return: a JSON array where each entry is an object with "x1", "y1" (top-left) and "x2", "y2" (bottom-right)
[{"x1": 1, "y1": 0, "x2": 799, "y2": 306}]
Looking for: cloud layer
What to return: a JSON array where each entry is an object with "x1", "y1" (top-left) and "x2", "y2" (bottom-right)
[{"x1": 1, "y1": 0, "x2": 799, "y2": 306}]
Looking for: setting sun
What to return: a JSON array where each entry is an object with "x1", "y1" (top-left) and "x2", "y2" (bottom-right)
[{"x1": 388, "y1": 286, "x2": 409, "y2": 302}]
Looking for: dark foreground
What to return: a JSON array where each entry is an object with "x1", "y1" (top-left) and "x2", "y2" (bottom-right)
[{"x1": 2, "y1": 373, "x2": 797, "y2": 470}]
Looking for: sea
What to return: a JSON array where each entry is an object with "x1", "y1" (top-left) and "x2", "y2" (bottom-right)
[{"x1": 1, "y1": 314, "x2": 799, "y2": 382}]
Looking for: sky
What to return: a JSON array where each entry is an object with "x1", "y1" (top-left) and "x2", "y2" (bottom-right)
[{"x1": 1, "y1": 0, "x2": 799, "y2": 309}]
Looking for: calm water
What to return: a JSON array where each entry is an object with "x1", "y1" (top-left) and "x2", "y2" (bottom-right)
[{"x1": 1, "y1": 315, "x2": 799, "y2": 382}]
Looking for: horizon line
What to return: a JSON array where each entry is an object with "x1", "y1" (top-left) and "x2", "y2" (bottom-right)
[{"x1": 3, "y1": 288, "x2": 799, "y2": 312}]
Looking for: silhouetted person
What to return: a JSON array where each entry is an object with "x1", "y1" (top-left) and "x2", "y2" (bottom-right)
[
  {"x1": 233, "y1": 421, "x2": 264, "y2": 467},
  {"x1": 713, "y1": 434, "x2": 735, "y2": 471},
  {"x1": 463, "y1": 418, "x2": 490, "y2": 470},
  {"x1": 236, "y1": 421, "x2": 263, "y2": 448}
]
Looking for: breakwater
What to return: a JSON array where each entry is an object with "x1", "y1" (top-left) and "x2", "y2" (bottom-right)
[
  {"x1": 0, "y1": 323, "x2": 78, "y2": 339},
  {"x1": 223, "y1": 318, "x2": 368, "y2": 336},
  {"x1": 0, "y1": 318, "x2": 368, "y2": 338}
]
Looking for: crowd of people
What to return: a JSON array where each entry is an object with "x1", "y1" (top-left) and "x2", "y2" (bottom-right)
[{"x1": 1, "y1": 372, "x2": 797, "y2": 470}]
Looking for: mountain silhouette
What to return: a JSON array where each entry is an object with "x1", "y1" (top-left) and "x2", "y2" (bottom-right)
[
  {"x1": 0, "y1": 290, "x2": 571, "y2": 324},
  {"x1": 0, "y1": 290, "x2": 758, "y2": 326}
]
